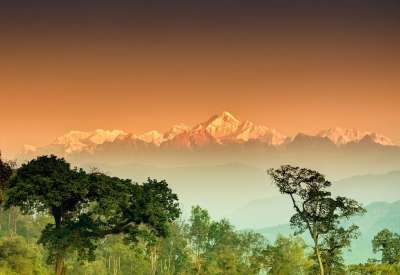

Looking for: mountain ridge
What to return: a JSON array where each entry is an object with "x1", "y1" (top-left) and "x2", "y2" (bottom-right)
[{"x1": 23, "y1": 111, "x2": 396, "y2": 156}]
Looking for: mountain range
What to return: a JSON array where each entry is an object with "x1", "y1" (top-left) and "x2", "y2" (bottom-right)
[
  {"x1": 19, "y1": 111, "x2": 400, "y2": 182},
  {"x1": 23, "y1": 111, "x2": 396, "y2": 156}
]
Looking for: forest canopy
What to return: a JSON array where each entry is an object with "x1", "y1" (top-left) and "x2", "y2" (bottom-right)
[{"x1": 0, "y1": 156, "x2": 399, "y2": 275}]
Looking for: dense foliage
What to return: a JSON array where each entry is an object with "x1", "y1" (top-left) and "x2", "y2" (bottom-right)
[
  {"x1": 3, "y1": 155, "x2": 180, "y2": 275},
  {"x1": 0, "y1": 156, "x2": 399, "y2": 274},
  {"x1": 0, "y1": 205, "x2": 295, "y2": 275},
  {"x1": 1, "y1": 205, "x2": 400, "y2": 275},
  {"x1": 372, "y1": 229, "x2": 400, "y2": 265},
  {"x1": 0, "y1": 154, "x2": 13, "y2": 206}
]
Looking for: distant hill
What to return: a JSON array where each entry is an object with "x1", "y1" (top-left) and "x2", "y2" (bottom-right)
[
  {"x1": 332, "y1": 171, "x2": 400, "y2": 204},
  {"x1": 256, "y1": 200, "x2": 400, "y2": 264},
  {"x1": 229, "y1": 170, "x2": 400, "y2": 229},
  {"x1": 229, "y1": 196, "x2": 293, "y2": 229}
]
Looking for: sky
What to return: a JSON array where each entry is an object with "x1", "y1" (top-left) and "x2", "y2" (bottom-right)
[{"x1": 1, "y1": 1, "x2": 400, "y2": 157}]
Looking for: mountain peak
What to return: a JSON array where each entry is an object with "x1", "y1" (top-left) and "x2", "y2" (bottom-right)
[
  {"x1": 221, "y1": 111, "x2": 239, "y2": 120},
  {"x1": 205, "y1": 111, "x2": 240, "y2": 124},
  {"x1": 51, "y1": 129, "x2": 127, "y2": 154},
  {"x1": 235, "y1": 122, "x2": 287, "y2": 145},
  {"x1": 137, "y1": 130, "x2": 164, "y2": 146},
  {"x1": 201, "y1": 111, "x2": 241, "y2": 139},
  {"x1": 317, "y1": 127, "x2": 393, "y2": 146},
  {"x1": 164, "y1": 124, "x2": 190, "y2": 140}
]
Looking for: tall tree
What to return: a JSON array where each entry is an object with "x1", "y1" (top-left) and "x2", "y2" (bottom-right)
[
  {"x1": 0, "y1": 236, "x2": 50, "y2": 274},
  {"x1": 317, "y1": 225, "x2": 360, "y2": 275},
  {"x1": 188, "y1": 206, "x2": 211, "y2": 273},
  {"x1": 0, "y1": 152, "x2": 12, "y2": 206},
  {"x1": 154, "y1": 222, "x2": 193, "y2": 275},
  {"x1": 265, "y1": 235, "x2": 311, "y2": 275},
  {"x1": 0, "y1": 152, "x2": 14, "y2": 235},
  {"x1": 5, "y1": 155, "x2": 180, "y2": 275},
  {"x1": 372, "y1": 229, "x2": 400, "y2": 264},
  {"x1": 268, "y1": 165, "x2": 365, "y2": 275},
  {"x1": 187, "y1": 206, "x2": 269, "y2": 275}
]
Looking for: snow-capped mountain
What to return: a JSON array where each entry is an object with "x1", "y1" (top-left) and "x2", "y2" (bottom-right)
[
  {"x1": 317, "y1": 127, "x2": 394, "y2": 146},
  {"x1": 163, "y1": 124, "x2": 190, "y2": 141},
  {"x1": 200, "y1": 111, "x2": 242, "y2": 140},
  {"x1": 136, "y1": 130, "x2": 164, "y2": 146},
  {"x1": 22, "y1": 112, "x2": 396, "y2": 156},
  {"x1": 186, "y1": 111, "x2": 287, "y2": 145},
  {"x1": 233, "y1": 120, "x2": 287, "y2": 144},
  {"x1": 158, "y1": 111, "x2": 287, "y2": 149},
  {"x1": 43, "y1": 129, "x2": 128, "y2": 154}
]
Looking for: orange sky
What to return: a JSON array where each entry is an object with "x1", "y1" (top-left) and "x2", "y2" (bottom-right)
[{"x1": 1, "y1": 1, "x2": 400, "y2": 157}]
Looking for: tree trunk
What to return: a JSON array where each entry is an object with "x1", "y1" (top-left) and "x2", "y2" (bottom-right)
[
  {"x1": 150, "y1": 246, "x2": 159, "y2": 275},
  {"x1": 8, "y1": 210, "x2": 11, "y2": 235},
  {"x1": 7, "y1": 207, "x2": 18, "y2": 238},
  {"x1": 315, "y1": 243, "x2": 324, "y2": 275},
  {"x1": 113, "y1": 256, "x2": 117, "y2": 275},
  {"x1": 311, "y1": 228, "x2": 324, "y2": 275},
  {"x1": 11, "y1": 207, "x2": 17, "y2": 236},
  {"x1": 55, "y1": 254, "x2": 65, "y2": 275},
  {"x1": 118, "y1": 256, "x2": 121, "y2": 274},
  {"x1": 0, "y1": 206, "x2": 3, "y2": 231},
  {"x1": 53, "y1": 211, "x2": 65, "y2": 275}
]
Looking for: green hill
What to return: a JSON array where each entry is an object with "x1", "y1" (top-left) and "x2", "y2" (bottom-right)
[{"x1": 256, "y1": 200, "x2": 400, "y2": 263}]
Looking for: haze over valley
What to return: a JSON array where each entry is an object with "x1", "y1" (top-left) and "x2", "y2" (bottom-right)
[{"x1": 19, "y1": 111, "x2": 400, "y2": 226}]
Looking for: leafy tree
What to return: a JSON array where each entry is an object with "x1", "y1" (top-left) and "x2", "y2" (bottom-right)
[
  {"x1": 187, "y1": 206, "x2": 269, "y2": 275},
  {"x1": 0, "y1": 152, "x2": 13, "y2": 206},
  {"x1": 264, "y1": 235, "x2": 311, "y2": 275},
  {"x1": 372, "y1": 229, "x2": 400, "y2": 264},
  {"x1": 268, "y1": 165, "x2": 365, "y2": 275},
  {"x1": 0, "y1": 154, "x2": 17, "y2": 236},
  {"x1": 204, "y1": 219, "x2": 242, "y2": 274},
  {"x1": 154, "y1": 222, "x2": 193, "y2": 275},
  {"x1": 204, "y1": 222, "x2": 268, "y2": 275},
  {"x1": 5, "y1": 155, "x2": 180, "y2": 275},
  {"x1": 308, "y1": 225, "x2": 360, "y2": 275},
  {"x1": 188, "y1": 206, "x2": 211, "y2": 273},
  {"x1": 237, "y1": 231, "x2": 269, "y2": 274},
  {"x1": 0, "y1": 236, "x2": 50, "y2": 275},
  {"x1": 69, "y1": 234, "x2": 151, "y2": 275}
]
